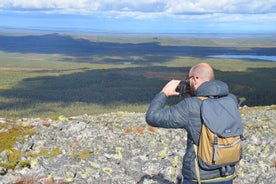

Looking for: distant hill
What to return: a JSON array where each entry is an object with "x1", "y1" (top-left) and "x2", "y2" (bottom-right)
[{"x1": 1, "y1": 33, "x2": 275, "y2": 59}]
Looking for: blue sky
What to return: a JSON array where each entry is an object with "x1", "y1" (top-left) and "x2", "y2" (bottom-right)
[{"x1": 0, "y1": 0, "x2": 276, "y2": 34}]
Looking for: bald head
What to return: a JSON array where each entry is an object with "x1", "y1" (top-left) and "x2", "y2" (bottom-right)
[{"x1": 189, "y1": 63, "x2": 215, "y2": 82}]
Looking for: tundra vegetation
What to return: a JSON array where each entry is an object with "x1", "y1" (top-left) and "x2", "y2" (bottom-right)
[{"x1": 0, "y1": 33, "x2": 275, "y2": 118}]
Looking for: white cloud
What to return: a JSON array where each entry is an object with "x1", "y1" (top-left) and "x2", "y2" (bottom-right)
[
  {"x1": 0, "y1": 0, "x2": 276, "y2": 16},
  {"x1": 0, "y1": 0, "x2": 275, "y2": 33},
  {"x1": 0, "y1": 0, "x2": 100, "y2": 12},
  {"x1": 164, "y1": 0, "x2": 276, "y2": 14}
]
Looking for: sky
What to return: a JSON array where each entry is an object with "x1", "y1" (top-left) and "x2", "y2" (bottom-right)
[{"x1": 0, "y1": 0, "x2": 276, "y2": 34}]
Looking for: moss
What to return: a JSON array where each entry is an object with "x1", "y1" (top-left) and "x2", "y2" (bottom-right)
[
  {"x1": 0, "y1": 123, "x2": 37, "y2": 170},
  {"x1": 0, "y1": 124, "x2": 36, "y2": 152},
  {"x1": 0, "y1": 148, "x2": 31, "y2": 170},
  {"x1": 19, "y1": 160, "x2": 31, "y2": 168},
  {"x1": 0, "y1": 123, "x2": 39, "y2": 170},
  {"x1": 0, "y1": 121, "x2": 62, "y2": 170},
  {"x1": 0, "y1": 162, "x2": 17, "y2": 170},
  {"x1": 0, "y1": 149, "x2": 20, "y2": 170},
  {"x1": 28, "y1": 147, "x2": 62, "y2": 158},
  {"x1": 0, "y1": 124, "x2": 5, "y2": 130},
  {"x1": 48, "y1": 148, "x2": 63, "y2": 157},
  {"x1": 262, "y1": 118, "x2": 271, "y2": 122},
  {"x1": 70, "y1": 149, "x2": 90, "y2": 160},
  {"x1": 1, "y1": 147, "x2": 62, "y2": 170}
]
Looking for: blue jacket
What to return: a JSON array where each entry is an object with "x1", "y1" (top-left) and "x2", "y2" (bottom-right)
[{"x1": 145, "y1": 80, "x2": 238, "y2": 182}]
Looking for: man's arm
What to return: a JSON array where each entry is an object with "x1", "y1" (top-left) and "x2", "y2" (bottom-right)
[{"x1": 145, "y1": 90, "x2": 189, "y2": 129}]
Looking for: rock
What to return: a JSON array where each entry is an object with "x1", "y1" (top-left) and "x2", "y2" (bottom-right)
[
  {"x1": 0, "y1": 166, "x2": 7, "y2": 175},
  {"x1": 0, "y1": 107, "x2": 275, "y2": 183}
]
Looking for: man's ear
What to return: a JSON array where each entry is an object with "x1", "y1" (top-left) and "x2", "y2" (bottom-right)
[{"x1": 193, "y1": 76, "x2": 200, "y2": 88}]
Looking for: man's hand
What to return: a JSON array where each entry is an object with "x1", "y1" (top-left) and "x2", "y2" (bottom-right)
[{"x1": 161, "y1": 80, "x2": 181, "y2": 97}]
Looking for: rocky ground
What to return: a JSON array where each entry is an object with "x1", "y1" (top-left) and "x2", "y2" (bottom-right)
[{"x1": 0, "y1": 106, "x2": 275, "y2": 184}]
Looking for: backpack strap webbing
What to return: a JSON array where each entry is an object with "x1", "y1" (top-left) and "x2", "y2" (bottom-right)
[
  {"x1": 193, "y1": 144, "x2": 201, "y2": 184},
  {"x1": 197, "y1": 96, "x2": 208, "y2": 101}
]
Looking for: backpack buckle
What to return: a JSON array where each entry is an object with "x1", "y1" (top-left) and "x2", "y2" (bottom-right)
[{"x1": 220, "y1": 165, "x2": 231, "y2": 177}]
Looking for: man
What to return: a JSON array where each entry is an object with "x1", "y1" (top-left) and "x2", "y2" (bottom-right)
[{"x1": 146, "y1": 63, "x2": 238, "y2": 184}]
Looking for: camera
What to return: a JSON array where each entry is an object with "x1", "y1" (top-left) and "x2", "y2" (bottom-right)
[{"x1": 175, "y1": 79, "x2": 192, "y2": 96}]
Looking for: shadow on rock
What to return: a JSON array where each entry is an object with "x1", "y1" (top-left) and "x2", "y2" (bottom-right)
[{"x1": 137, "y1": 173, "x2": 182, "y2": 184}]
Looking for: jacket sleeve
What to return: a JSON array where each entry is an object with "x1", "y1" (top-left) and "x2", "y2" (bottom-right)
[{"x1": 145, "y1": 92, "x2": 190, "y2": 129}]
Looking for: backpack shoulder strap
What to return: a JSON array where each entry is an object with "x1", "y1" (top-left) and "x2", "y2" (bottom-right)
[
  {"x1": 193, "y1": 96, "x2": 207, "y2": 184},
  {"x1": 193, "y1": 144, "x2": 201, "y2": 184}
]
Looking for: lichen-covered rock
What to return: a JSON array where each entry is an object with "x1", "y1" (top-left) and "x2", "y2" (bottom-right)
[{"x1": 0, "y1": 107, "x2": 275, "y2": 184}]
